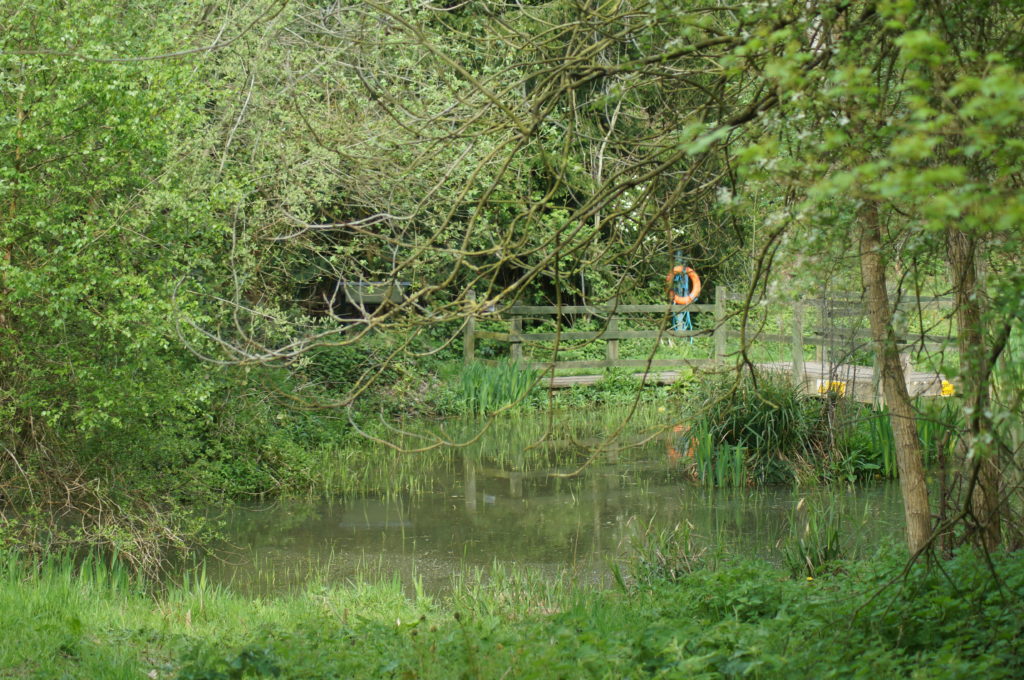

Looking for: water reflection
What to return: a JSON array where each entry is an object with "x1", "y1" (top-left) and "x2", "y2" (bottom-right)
[{"x1": 206, "y1": 409, "x2": 905, "y2": 596}]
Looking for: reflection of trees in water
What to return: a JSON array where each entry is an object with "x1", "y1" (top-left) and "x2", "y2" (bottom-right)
[
  {"x1": 446, "y1": 407, "x2": 668, "y2": 473},
  {"x1": 240, "y1": 474, "x2": 899, "y2": 569},
  {"x1": 210, "y1": 410, "x2": 905, "y2": 593},
  {"x1": 329, "y1": 408, "x2": 669, "y2": 501}
]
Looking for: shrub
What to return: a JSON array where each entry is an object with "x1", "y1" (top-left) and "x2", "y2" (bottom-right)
[
  {"x1": 687, "y1": 371, "x2": 823, "y2": 483},
  {"x1": 683, "y1": 371, "x2": 922, "y2": 484}
]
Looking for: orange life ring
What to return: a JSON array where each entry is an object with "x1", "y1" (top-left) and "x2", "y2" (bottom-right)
[{"x1": 666, "y1": 265, "x2": 701, "y2": 305}]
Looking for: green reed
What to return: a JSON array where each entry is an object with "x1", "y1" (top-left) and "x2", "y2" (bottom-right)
[
  {"x1": 861, "y1": 398, "x2": 963, "y2": 476},
  {"x1": 622, "y1": 518, "x2": 723, "y2": 586},
  {"x1": 459, "y1": 359, "x2": 540, "y2": 416},
  {"x1": 688, "y1": 421, "x2": 747, "y2": 487},
  {"x1": 781, "y1": 495, "x2": 846, "y2": 578}
]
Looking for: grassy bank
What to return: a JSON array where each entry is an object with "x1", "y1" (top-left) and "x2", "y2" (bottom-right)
[{"x1": 1, "y1": 548, "x2": 1021, "y2": 679}]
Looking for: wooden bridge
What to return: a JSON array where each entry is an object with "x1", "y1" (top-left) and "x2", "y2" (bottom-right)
[{"x1": 462, "y1": 288, "x2": 956, "y2": 404}]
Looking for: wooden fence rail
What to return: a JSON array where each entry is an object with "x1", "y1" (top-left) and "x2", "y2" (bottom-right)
[{"x1": 462, "y1": 288, "x2": 957, "y2": 402}]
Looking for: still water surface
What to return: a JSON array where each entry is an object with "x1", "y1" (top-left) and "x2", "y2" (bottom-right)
[{"x1": 207, "y1": 410, "x2": 905, "y2": 595}]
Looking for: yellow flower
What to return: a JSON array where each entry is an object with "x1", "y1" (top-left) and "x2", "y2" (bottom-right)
[
  {"x1": 806, "y1": 576, "x2": 814, "y2": 581},
  {"x1": 816, "y1": 380, "x2": 846, "y2": 396},
  {"x1": 941, "y1": 380, "x2": 955, "y2": 397}
]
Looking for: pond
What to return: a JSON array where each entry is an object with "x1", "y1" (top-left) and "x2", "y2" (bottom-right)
[{"x1": 203, "y1": 408, "x2": 906, "y2": 595}]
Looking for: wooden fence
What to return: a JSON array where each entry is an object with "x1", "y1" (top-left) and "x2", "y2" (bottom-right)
[{"x1": 462, "y1": 288, "x2": 957, "y2": 399}]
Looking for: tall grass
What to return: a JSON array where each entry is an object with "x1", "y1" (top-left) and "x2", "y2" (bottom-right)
[
  {"x1": 0, "y1": 549, "x2": 140, "y2": 597},
  {"x1": 915, "y1": 400, "x2": 960, "y2": 467},
  {"x1": 862, "y1": 411, "x2": 898, "y2": 478},
  {"x1": 458, "y1": 360, "x2": 540, "y2": 416},
  {"x1": 0, "y1": 548, "x2": 434, "y2": 679},
  {"x1": 447, "y1": 560, "x2": 578, "y2": 619},
  {"x1": 0, "y1": 550, "x2": 153, "y2": 679},
  {"x1": 2, "y1": 547, "x2": 1019, "y2": 679}
]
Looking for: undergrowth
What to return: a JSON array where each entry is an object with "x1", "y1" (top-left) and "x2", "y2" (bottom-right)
[{"x1": 1, "y1": 547, "x2": 1021, "y2": 679}]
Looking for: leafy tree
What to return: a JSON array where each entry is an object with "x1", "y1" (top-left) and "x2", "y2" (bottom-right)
[{"x1": 0, "y1": 0, "x2": 237, "y2": 562}]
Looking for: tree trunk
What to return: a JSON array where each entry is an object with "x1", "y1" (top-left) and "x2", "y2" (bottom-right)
[
  {"x1": 859, "y1": 202, "x2": 931, "y2": 554},
  {"x1": 947, "y1": 229, "x2": 1001, "y2": 550}
]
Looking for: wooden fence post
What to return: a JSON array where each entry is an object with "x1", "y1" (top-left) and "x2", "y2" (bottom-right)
[
  {"x1": 463, "y1": 290, "x2": 476, "y2": 365},
  {"x1": 605, "y1": 297, "x2": 619, "y2": 365},
  {"x1": 714, "y1": 285, "x2": 728, "y2": 365},
  {"x1": 791, "y1": 300, "x2": 805, "y2": 390},
  {"x1": 510, "y1": 316, "x2": 523, "y2": 362},
  {"x1": 815, "y1": 300, "x2": 825, "y2": 364}
]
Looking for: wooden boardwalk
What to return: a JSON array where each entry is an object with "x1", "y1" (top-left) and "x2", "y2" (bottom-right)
[
  {"x1": 544, "y1": 361, "x2": 948, "y2": 403},
  {"x1": 758, "y1": 360, "x2": 948, "y2": 401}
]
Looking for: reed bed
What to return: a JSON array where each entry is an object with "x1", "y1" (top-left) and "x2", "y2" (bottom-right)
[{"x1": 458, "y1": 359, "x2": 540, "y2": 416}]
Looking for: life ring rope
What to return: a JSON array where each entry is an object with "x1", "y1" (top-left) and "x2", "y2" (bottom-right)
[{"x1": 666, "y1": 265, "x2": 701, "y2": 306}]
